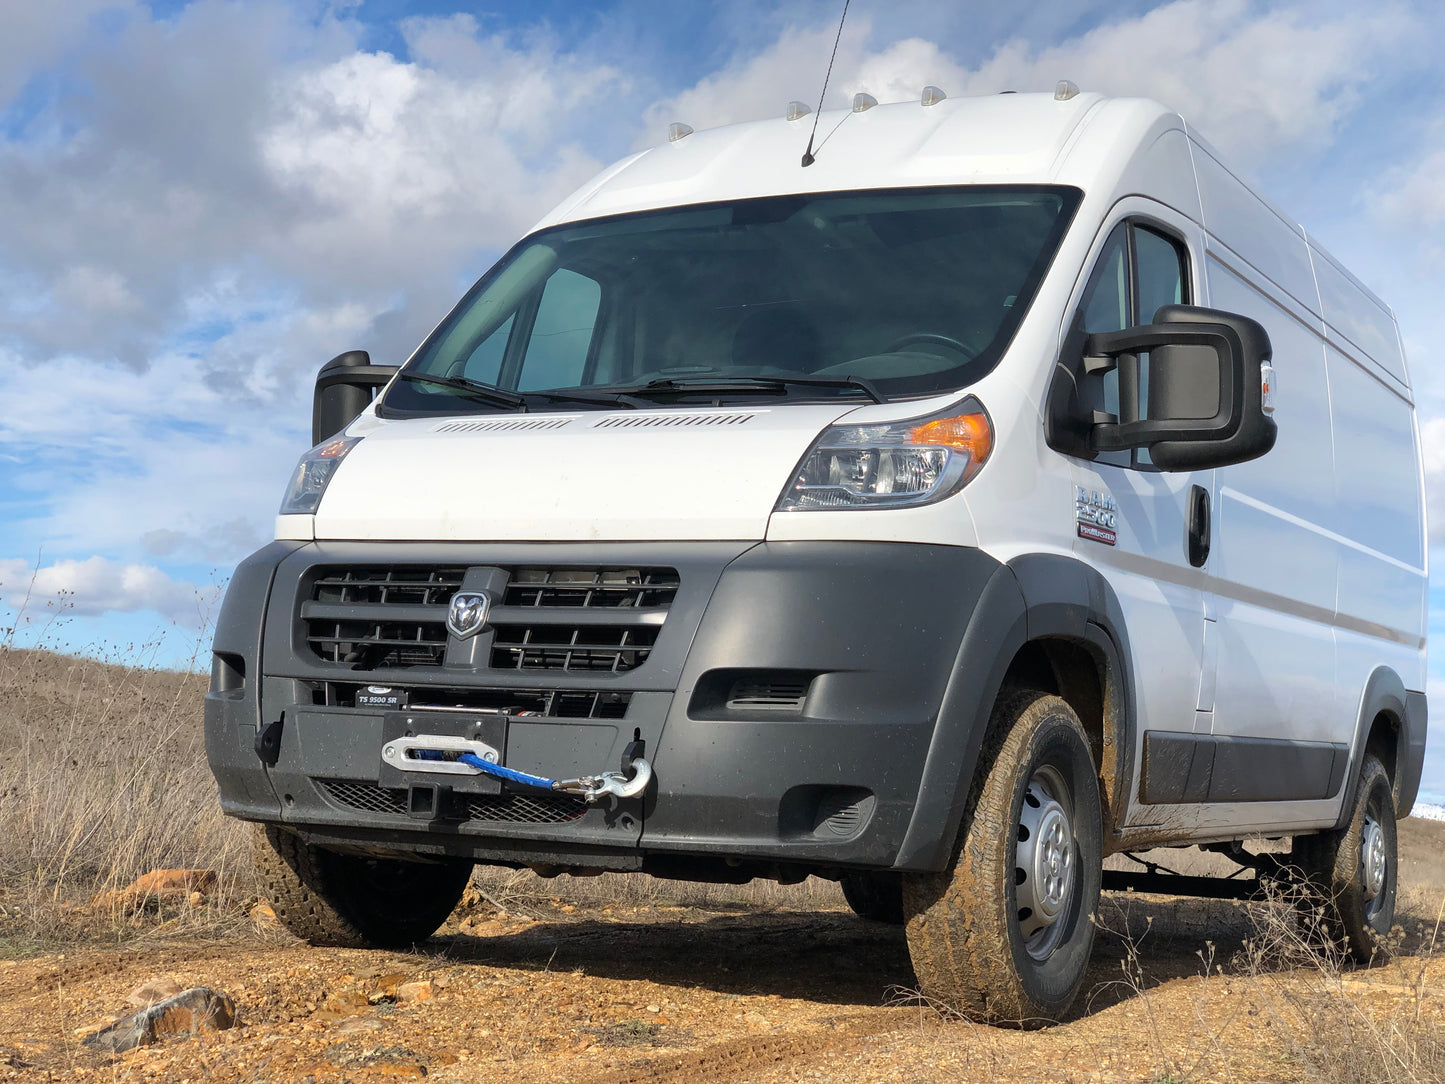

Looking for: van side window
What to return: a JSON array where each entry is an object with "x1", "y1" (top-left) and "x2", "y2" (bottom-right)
[
  {"x1": 518, "y1": 269, "x2": 602, "y2": 392},
  {"x1": 1081, "y1": 228, "x2": 1130, "y2": 336},
  {"x1": 1136, "y1": 227, "x2": 1185, "y2": 323},
  {"x1": 1077, "y1": 220, "x2": 1190, "y2": 468}
]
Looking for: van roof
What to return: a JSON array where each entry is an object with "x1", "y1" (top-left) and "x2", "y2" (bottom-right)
[{"x1": 534, "y1": 91, "x2": 1177, "y2": 228}]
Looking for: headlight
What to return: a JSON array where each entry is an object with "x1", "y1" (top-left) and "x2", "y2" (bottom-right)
[
  {"x1": 279, "y1": 436, "x2": 361, "y2": 515},
  {"x1": 775, "y1": 400, "x2": 993, "y2": 511}
]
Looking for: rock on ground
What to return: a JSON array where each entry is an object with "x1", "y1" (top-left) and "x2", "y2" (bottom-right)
[{"x1": 82, "y1": 987, "x2": 236, "y2": 1055}]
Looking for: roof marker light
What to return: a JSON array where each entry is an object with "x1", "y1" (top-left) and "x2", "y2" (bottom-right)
[
  {"x1": 852, "y1": 92, "x2": 877, "y2": 113},
  {"x1": 668, "y1": 122, "x2": 694, "y2": 142},
  {"x1": 1054, "y1": 80, "x2": 1080, "y2": 101},
  {"x1": 787, "y1": 100, "x2": 811, "y2": 121},
  {"x1": 921, "y1": 85, "x2": 946, "y2": 107}
]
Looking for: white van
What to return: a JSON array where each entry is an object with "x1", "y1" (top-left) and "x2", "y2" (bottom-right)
[{"x1": 206, "y1": 89, "x2": 1428, "y2": 1023}]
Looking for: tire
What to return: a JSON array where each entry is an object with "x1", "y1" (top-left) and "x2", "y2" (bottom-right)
[
  {"x1": 253, "y1": 823, "x2": 473, "y2": 949},
  {"x1": 902, "y1": 690, "x2": 1102, "y2": 1025},
  {"x1": 1291, "y1": 756, "x2": 1397, "y2": 962},
  {"x1": 840, "y1": 872, "x2": 905, "y2": 924}
]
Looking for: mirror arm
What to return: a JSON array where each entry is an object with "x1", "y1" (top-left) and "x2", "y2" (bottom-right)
[
  {"x1": 312, "y1": 351, "x2": 400, "y2": 445},
  {"x1": 315, "y1": 365, "x2": 398, "y2": 393}
]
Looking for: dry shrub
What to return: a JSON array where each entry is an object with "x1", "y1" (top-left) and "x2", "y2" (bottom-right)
[
  {"x1": 1233, "y1": 880, "x2": 1445, "y2": 1084},
  {"x1": 0, "y1": 636, "x2": 255, "y2": 946}
]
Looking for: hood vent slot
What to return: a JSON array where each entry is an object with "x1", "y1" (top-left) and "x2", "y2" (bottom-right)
[
  {"x1": 592, "y1": 413, "x2": 755, "y2": 429},
  {"x1": 433, "y1": 417, "x2": 577, "y2": 434}
]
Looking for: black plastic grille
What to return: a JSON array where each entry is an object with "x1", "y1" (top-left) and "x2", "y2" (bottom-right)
[
  {"x1": 308, "y1": 620, "x2": 448, "y2": 668},
  {"x1": 316, "y1": 779, "x2": 588, "y2": 823},
  {"x1": 313, "y1": 567, "x2": 464, "y2": 606},
  {"x1": 304, "y1": 567, "x2": 462, "y2": 668},
  {"x1": 316, "y1": 682, "x2": 631, "y2": 719},
  {"x1": 491, "y1": 625, "x2": 659, "y2": 673},
  {"x1": 727, "y1": 679, "x2": 809, "y2": 711},
  {"x1": 504, "y1": 568, "x2": 679, "y2": 609},
  {"x1": 302, "y1": 564, "x2": 677, "y2": 673}
]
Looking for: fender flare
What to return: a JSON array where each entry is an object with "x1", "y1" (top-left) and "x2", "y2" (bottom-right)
[
  {"x1": 893, "y1": 553, "x2": 1137, "y2": 871},
  {"x1": 1334, "y1": 667, "x2": 1424, "y2": 826}
]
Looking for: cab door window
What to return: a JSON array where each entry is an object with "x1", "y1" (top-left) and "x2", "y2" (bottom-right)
[{"x1": 1077, "y1": 220, "x2": 1190, "y2": 467}]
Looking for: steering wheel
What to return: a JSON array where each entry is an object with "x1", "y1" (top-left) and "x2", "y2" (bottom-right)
[{"x1": 885, "y1": 332, "x2": 978, "y2": 361}]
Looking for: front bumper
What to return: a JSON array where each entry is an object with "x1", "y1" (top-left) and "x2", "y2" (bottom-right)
[{"x1": 205, "y1": 540, "x2": 1002, "y2": 871}]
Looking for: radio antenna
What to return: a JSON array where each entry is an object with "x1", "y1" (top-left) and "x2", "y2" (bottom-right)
[{"x1": 801, "y1": 0, "x2": 851, "y2": 167}]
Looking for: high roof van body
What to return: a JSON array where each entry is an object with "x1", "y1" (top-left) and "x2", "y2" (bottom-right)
[{"x1": 207, "y1": 91, "x2": 1427, "y2": 1020}]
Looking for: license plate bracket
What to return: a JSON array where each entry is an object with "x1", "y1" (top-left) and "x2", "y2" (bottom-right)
[{"x1": 377, "y1": 710, "x2": 508, "y2": 795}]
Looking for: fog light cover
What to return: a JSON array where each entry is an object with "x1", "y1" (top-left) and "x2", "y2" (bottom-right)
[{"x1": 776, "y1": 399, "x2": 992, "y2": 511}]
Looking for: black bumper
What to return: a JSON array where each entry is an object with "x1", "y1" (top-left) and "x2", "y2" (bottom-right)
[{"x1": 205, "y1": 539, "x2": 1005, "y2": 872}]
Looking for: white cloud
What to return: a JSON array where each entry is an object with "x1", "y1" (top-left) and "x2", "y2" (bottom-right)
[
  {"x1": 0, "y1": 350, "x2": 303, "y2": 563},
  {"x1": 0, "y1": 556, "x2": 218, "y2": 628},
  {"x1": 1418, "y1": 417, "x2": 1445, "y2": 545},
  {"x1": 1371, "y1": 117, "x2": 1445, "y2": 283},
  {"x1": 1377, "y1": 144, "x2": 1445, "y2": 229},
  {"x1": 0, "y1": 0, "x2": 135, "y2": 109},
  {"x1": 644, "y1": 1, "x2": 1417, "y2": 171},
  {"x1": 0, "y1": 4, "x2": 621, "y2": 373}
]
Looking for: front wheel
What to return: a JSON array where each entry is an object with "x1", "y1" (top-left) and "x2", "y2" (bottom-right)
[
  {"x1": 1291, "y1": 755, "x2": 1398, "y2": 962},
  {"x1": 903, "y1": 690, "x2": 1102, "y2": 1024},
  {"x1": 840, "y1": 872, "x2": 905, "y2": 924},
  {"x1": 253, "y1": 824, "x2": 473, "y2": 948}
]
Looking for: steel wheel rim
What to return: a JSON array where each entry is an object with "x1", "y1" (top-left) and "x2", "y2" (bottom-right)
[
  {"x1": 1360, "y1": 810, "x2": 1388, "y2": 916},
  {"x1": 1015, "y1": 764, "x2": 1077, "y2": 961}
]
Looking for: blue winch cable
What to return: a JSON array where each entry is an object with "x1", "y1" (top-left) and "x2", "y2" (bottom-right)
[{"x1": 455, "y1": 751, "x2": 558, "y2": 791}]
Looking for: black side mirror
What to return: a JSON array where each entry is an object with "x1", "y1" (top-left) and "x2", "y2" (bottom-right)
[
  {"x1": 313, "y1": 350, "x2": 399, "y2": 445},
  {"x1": 1084, "y1": 305, "x2": 1276, "y2": 471}
]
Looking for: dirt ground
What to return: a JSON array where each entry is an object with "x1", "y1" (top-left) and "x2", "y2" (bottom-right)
[{"x1": 0, "y1": 821, "x2": 1441, "y2": 1084}]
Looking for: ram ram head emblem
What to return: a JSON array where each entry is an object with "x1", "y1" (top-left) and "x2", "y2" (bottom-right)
[{"x1": 446, "y1": 591, "x2": 491, "y2": 639}]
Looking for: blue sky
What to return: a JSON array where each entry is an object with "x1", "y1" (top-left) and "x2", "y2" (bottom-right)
[{"x1": 2, "y1": 0, "x2": 1444, "y2": 799}]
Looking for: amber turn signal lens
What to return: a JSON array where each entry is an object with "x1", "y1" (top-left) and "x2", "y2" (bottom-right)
[{"x1": 909, "y1": 412, "x2": 993, "y2": 465}]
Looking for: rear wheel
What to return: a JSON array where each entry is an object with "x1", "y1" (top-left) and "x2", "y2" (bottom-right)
[
  {"x1": 903, "y1": 690, "x2": 1102, "y2": 1024},
  {"x1": 840, "y1": 872, "x2": 905, "y2": 924},
  {"x1": 253, "y1": 823, "x2": 473, "y2": 948},
  {"x1": 1292, "y1": 756, "x2": 1397, "y2": 962}
]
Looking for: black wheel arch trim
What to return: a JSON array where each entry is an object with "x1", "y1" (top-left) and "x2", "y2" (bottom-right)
[
  {"x1": 1335, "y1": 666, "x2": 1426, "y2": 826},
  {"x1": 894, "y1": 553, "x2": 1137, "y2": 871}
]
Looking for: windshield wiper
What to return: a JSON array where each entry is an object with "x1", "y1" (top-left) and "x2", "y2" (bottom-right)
[
  {"x1": 525, "y1": 388, "x2": 647, "y2": 410},
  {"x1": 607, "y1": 375, "x2": 887, "y2": 404},
  {"x1": 397, "y1": 372, "x2": 526, "y2": 410}
]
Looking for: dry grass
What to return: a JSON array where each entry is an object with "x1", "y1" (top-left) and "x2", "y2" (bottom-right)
[
  {"x1": 0, "y1": 635, "x2": 842, "y2": 949},
  {"x1": 1095, "y1": 858, "x2": 1445, "y2": 1084},
  {"x1": 1229, "y1": 883, "x2": 1445, "y2": 1084},
  {"x1": 0, "y1": 643, "x2": 257, "y2": 946}
]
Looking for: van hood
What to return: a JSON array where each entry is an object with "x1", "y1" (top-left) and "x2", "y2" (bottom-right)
[{"x1": 312, "y1": 405, "x2": 856, "y2": 541}]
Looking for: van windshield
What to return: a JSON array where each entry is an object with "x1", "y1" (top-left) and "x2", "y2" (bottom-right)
[{"x1": 382, "y1": 186, "x2": 1080, "y2": 413}]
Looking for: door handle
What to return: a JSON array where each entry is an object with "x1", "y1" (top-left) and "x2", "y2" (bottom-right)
[{"x1": 1187, "y1": 484, "x2": 1210, "y2": 567}]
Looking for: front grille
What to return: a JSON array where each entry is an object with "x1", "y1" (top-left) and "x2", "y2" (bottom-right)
[
  {"x1": 492, "y1": 625, "x2": 659, "y2": 673},
  {"x1": 316, "y1": 779, "x2": 588, "y2": 824},
  {"x1": 504, "y1": 568, "x2": 679, "y2": 609},
  {"x1": 302, "y1": 564, "x2": 677, "y2": 673},
  {"x1": 313, "y1": 567, "x2": 464, "y2": 606},
  {"x1": 318, "y1": 778, "x2": 409, "y2": 815},
  {"x1": 304, "y1": 567, "x2": 462, "y2": 668},
  {"x1": 315, "y1": 682, "x2": 631, "y2": 719}
]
